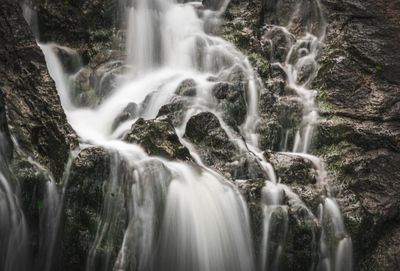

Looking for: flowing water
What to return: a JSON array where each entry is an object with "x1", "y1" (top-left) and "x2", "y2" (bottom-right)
[
  {"x1": 42, "y1": 1, "x2": 256, "y2": 270},
  {"x1": 0, "y1": 134, "x2": 30, "y2": 271},
  {"x1": 1, "y1": 0, "x2": 353, "y2": 270},
  {"x1": 259, "y1": 0, "x2": 353, "y2": 270}
]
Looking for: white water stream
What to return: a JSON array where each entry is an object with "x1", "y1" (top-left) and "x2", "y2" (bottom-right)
[
  {"x1": 42, "y1": 1, "x2": 257, "y2": 270},
  {"x1": 259, "y1": 1, "x2": 353, "y2": 270},
  {"x1": 35, "y1": 0, "x2": 352, "y2": 271},
  {"x1": 0, "y1": 134, "x2": 30, "y2": 271}
]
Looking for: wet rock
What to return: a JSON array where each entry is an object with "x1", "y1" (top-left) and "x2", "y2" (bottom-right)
[
  {"x1": 262, "y1": 26, "x2": 296, "y2": 63},
  {"x1": 212, "y1": 81, "x2": 247, "y2": 128},
  {"x1": 184, "y1": 112, "x2": 237, "y2": 172},
  {"x1": 93, "y1": 61, "x2": 125, "y2": 102},
  {"x1": 202, "y1": 0, "x2": 225, "y2": 11},
  {"x1": 1, "y1": 2, "x2": 78, "y2": 268},
  {"x1": 266, "y1": 151, "x2": 321, "y2": 210},
  {"x1": 72, "y1": 67, "x2": 96, "y2": 106},
  {"x1": 283, "y1": 202, "x2": 319, "y2": 271},
  {"x1": 32, "y1": 0, "x2": 118, "y2": 58},
  {"x1": 361, "y1": 224, "x2": 400, "y2": 271},
  {"x1": 238, "y1": 178, "x2": 320, "y2": 271},
  {"x1": 64, "y1": 147, "x2": 111, "y2": 271},
  {"x1": 156, "y1": 96, "x2": 189, "y2": 126},
  {"x1": 312, "y1": 1, "x2": 400, "y2": 268},
  {"x1": 72, "y1": 51, "x2": 125, "y2": 107},
  {"x1": 0, "y1": 0, "x2": 78, "y2": 180},
  {"x1": 258, "y1": 93, "x2": 303, "y2": 151},
  {"x1": 53, "y1": 45, "x2": 82, "y2": 74},
  {"x1": 259, "y1": 0, "x2": 325, "y2": 36},
  {"x1": 125, "y1": 117, "x2": 191, "y2": 161},
  {"x1": 112, "y1": 103, "x2": 138, "y2": 131},
  {"x1": 257, "y1": 119, "x2": 282, "y2": 151},
  {"x1": 175, "y1": 79, "x2": 197, "y2": 97}
]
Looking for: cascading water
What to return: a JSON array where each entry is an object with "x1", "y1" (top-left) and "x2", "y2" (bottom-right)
[
  {"x1": 41, "y1": 1, "x2": 258, "y2": 270},
  {"x1": 0, "y1": 134, "x2": 30, "y2": 271},
  {"x1": 259, "y1": 0, "x2": 353, "y2": 270},
  {"x1": 36, "y1": 0, "x2": 352, "y2": 271}
]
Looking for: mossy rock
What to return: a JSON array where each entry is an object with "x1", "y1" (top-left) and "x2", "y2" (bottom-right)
[{"x1": 126, "y1": 117, "x2": 191, "y2": 161}]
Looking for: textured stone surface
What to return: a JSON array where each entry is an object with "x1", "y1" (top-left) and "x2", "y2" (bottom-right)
[
  {"x1": 0, "y1": 0, "x2": 77, "y2": 179},
  {"x1": 126, "y1": 117, "x2": 191, "y2": 161},
  {"x1": 224, "y1": 0, "x2": 400, "y2": 270}
]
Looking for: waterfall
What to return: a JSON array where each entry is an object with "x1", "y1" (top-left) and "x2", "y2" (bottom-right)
[
  {"x1": 41, "y1": 1, "x2": 258, "y2": 271},
  {"x1": 36, "y1": 0, "x2": 352, "y2": 270},
  {"x1": 258, "y1": 0, "x2": 353, "y2": 270},
  {"x1": 0, "y1": 134, "x2": 30, "y2": 271}
]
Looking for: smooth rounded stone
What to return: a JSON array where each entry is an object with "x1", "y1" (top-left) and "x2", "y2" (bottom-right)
[
  {"x1": 185, "y1": 112, "x2": 224, "y2": 142},
  {"x1": 125, "y1": 117, "x2": 191, "y2": 161},
  {"x1": 112, "y1": 102, "x2": 139, "y2": 131}
]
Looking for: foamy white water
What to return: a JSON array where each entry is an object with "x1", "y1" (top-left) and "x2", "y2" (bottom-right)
[
  {"x1": 41, "y1": 1, "x2": 260, "y2": 270},
  {"x1": 38, "y1": 0, "x2": 352, "y2": 271}
]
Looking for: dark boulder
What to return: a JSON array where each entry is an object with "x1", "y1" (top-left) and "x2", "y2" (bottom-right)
[
  {"x1": 184, "y1": 112, "x2": 237, "y2": 169},
  {"x1": 125, "y1": 117, "x2": 191, "y2": 161}
]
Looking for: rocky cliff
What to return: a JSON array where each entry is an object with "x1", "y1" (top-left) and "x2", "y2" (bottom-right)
[
  {"x1": 222, "y1": 0, "x2": 400, "y2": 269},
  {"x1": 0, "y1": 0, "x2": 399, "y2": 270}
]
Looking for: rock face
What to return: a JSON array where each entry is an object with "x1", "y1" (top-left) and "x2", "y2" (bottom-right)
[
  {"x1": 64, "y1": 147, "x2": 111, "y2": 271},
  {"x1": 125, "y1": 117, "x2": 191, "y2": 161},
  {"x1": 314, "y1": 0, "x2": 400, "y2": 269},
  {"x1": 30, "y1": 0, "x2": 117, "y2": 59},
  {"x1": 184, "y1": 112, "x2": 237, "y2": 169},
  {"x1": 2, "y1": 0, "x2": 399, "y2": 270},
  {"x1": 0, "y1": 0, "x2": 79, "y2": 269},
  {"x1": 224, "y1": 0, "x2": 400, "y2": 270},
  {"x1": 0, "y1": 0, "x2": 77, "y2": 179}
]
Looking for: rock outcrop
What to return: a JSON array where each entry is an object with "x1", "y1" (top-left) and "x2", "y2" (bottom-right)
[
  {"x1": 314, "y1": 1, "x2": 400, "y2": 269},
  {"x1": 0, "y1": 0, "x2": 78, "y2": 179},
  {"x1": 223, "y1": 0, "x2": 400, "y2": 269},
  {"x1": 2, "y1": 0, "x2": 399, "y2": 270},
  {"x1": 1, "y1": 0, "x2": 79, "y2": 269}
]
